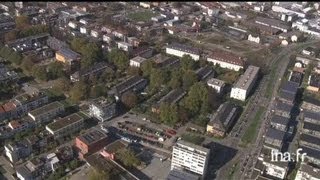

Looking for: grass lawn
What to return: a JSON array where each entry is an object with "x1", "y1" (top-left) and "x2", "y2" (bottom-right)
[
  {"x1": 217, "y1": 70, "x2": 241, "y2": 84},
  {"x1": 241, "y1": 106, "x2": 265, "y2": 145},
  {"x1": 128, "y1": 10, "x2": 159, "y2": 22},
  {"x1": 181, "y1": 133, "x2": 205, "y2": 145}
]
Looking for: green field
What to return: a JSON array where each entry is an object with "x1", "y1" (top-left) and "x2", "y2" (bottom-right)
[
  {"x1": 181, "y1": 133, "x2": 205, "y2": 145},
  {"x1": 241, "y1": 107, "x2": 265, "y2": 145},
  {"x1": 128, "y1": 10, "x2": 159, "y2": 22}
]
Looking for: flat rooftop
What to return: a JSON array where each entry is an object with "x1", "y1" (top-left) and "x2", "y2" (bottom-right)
[
  {"x1": 176, "y1": 140, "x2": 210, "y2": 154},
  {"x1": 29, "y1": 101, "x2": 64, "y2": 117},
  {"x1": 167, "y1": 42, "x2": 200, "y2": 55},
  {"x1": 234, "y1": 65, "x2": 259, "y2": 90},
  {"x1": 207, "y1": 78, "x2": 225, "y2": 87},
  {"x1": 265, "y1": 127, "x2": 286, "y2": 141},
  {"x1": 130, "y1": 56, "x2": 147, "y2": 63},
  {"x1": 77, "y1": 129, "x2": 107, "y2": 145},
  {"x1": 115, "y1": 75, "x2": 146, "y2": 94},
  {"x1": 46, "y1": 113, "x2": 84, "y2": 132}
]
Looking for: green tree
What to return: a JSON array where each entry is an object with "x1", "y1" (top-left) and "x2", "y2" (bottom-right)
[
  {"x1": 69, "y1": 81, "x2": 89, "y2": 102},
  {"x1": 116, "y1": 149, "x2": 141, "y2": 168},
  {"x1": 169, "y1": 69, "x2": 183, "y2": 89},
  {"x1": 89, "y1": 85, "x2": 105, "y2": 98},
  {"x1": 47, "y1": 61, "x2": 65, "y2": 80},
  {"x1": 108, "y1": 49, "x2": 129, "y2": 71},
  {"x1": 141, "y1": 61, "x2": 155, "y2": 77},
  {"x1": 53, "y1": 77, "x2": 71, "y2": 92},
  {"x1": 8, "y1": 51, "x2": 22, "y2": 65},
  {"x1": 33, "y1": 65, "x2": 48, "y2": 81},
  {"x1": 121, "y1": 91, "x2": 138, "y2": 109},
  {"x1": 183, "y1": 82, "x2": 209, "y2": 115},
  {"x1": 4, "y1": 30, "x2": 18, "y2": 42},
  {"x1": 182, "y1": 71, "x2": 198, "y2": 89},
  {"x1": 159, "y1": 103, "x2": 179, "y2": 126},
  {"x1": 150, "y1": 69, "x2": 168, "y2": 90},
  {"x1": 88, "y1": 169, "x2": 112, "y2": 180},
  {"x1": 70, "y1": 37, "x2": 88, "y2": 53},
  {"x1": 81, "y1": 42, "x2": 102, "y2": 69},
  {"x1": 181, "y1": 55, "x2": 197, "y2": 71},
  {"x1": 127, "y1": 66, "x2": 141, "y2": 76}
]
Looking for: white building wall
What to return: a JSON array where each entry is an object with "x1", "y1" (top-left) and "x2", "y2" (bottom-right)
[
  {"x1": 166, "y1": 48, "x2": 200, "y2": 61},
  {"x1": 230, "y1": 88, "x2": 247, "y2": 101},
  {"x1": 130, "y1": 60, "x2": 141, "y2": 67},
  {"x1": 207, "y1": 58, "x2": 243, "y2": 71}
]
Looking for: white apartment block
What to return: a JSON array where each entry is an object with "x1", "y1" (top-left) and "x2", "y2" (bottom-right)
[
  {"x1": 230, "y1": 65, "x2": 260, "y2": 101},
  {"x1": 263, "y1": 159, "x2": 288, "y2": 179},
  {"x1": 28, "y1": 101, "x2": 65, "y2": 124},
  {"x1": 207, "y1": 51, "x2": 245, "y2": 71},
  {"x1": 46, "y1": 113, "x2": 84, "y2": 138},
  {"x1": 207, "y1": 78, "x2": 225, "y2": 93},
  {"x1": 171, "y1": 140, "x2": 210, "y2": 176},
  {"x1": 295, "y1": 163, "x2": 320, "y2": 180},
  {"x1": 129, "y1": 56, "x2": 148, "y2": 68},
  {"x1": 166, "y1": 43, "x2": 200, "y2": 61}
]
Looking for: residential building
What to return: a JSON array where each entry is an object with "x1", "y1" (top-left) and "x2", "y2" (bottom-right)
[
  {"x1": 230, "y1": 65, "x2": 260, "y2": 101},
  {"x1": 255, "y1": 16, "x2": 291, "y2": 33},
  {"x1": 55, "y1": 48, "x2": 81, "y2": 71},
  {"x1": 300, "y1": 133, "x2": 320, "y2": 150},
  {"x1": 89, "y1": 97, "x2": 117, "y2": 122},
  {"x1": 70, "y1": 62, "x2": 113, "y2": 82},
  {"x1": 75, "y1": 129, "x2": 110, "y2": 159},
  {"x1": 274, "y1": 100, "x2": 293, "y2": 118},
  {"x1": 307, "y1": 73, "x2": 320, "y2": 92},
  {"x1": 270, "y1": 115, "x2": 289, "y2": 132},
  {"x1": 207, "y1": 50, "x2": 245, "y2": 71},
  {"x1": 300, "y1": 146, "x2": 320, "y2": 165},
  {"x1": 16, "y1": 158, "x2": 45, "y2": 180},
  {"x1": 129, "y1": 56, "x2": 148, "y2": 68},
  {"x1": 166, "y1": 43, "x2": 200, "y2": 61},
  {"x1": 295, "y1": 163, "x2": 320, "y2": 180},
  {"x1": 5, "y1": 140, "x2": 32, "y2": 164},
  {"x1": 167, "y1": 169, "x2": 200, "y2": 180},
  {"x1": 195, "y1": 66, "x2": 214, "y2": 81},
  {"x1": 117, "y1": 41, "x2": 133, "y2": 52},
  {"x1": 301, "y1": 98, "x2": 320, "y2": 112},
  {"x1": 152, "y1": 89, "x2": 186, "y2": 113},
  {"x1": 262, "y1": 157, "x2": 289, "y2": 179},
  {"x1": 264, "y1": 127, "x2": 286, "y2": 151},
  {"x1": 207, "y1": 78, "x2": 226, "y2": 93},
  {"x1": 303, "y1": 110, "x2": 320, "y2": 125},
  {"x1": 28, "y1": 101, "x2": 65, "y2": 124},
  {"x1": 206, "y1": 102, "x2": 240, "y2": 137},
  {"x1": 302, "y1": 122, "x2": 320, "y2": 137},
  {"x1": 278, "y1": 80, "x2": 299, "y2": 104},
  {"x1": 152, "y1": 54, "x2": 180, "y2": 69},
  {"x1": 171, "y1": 140, "x2": 210, "y2": 177},
  {"x1": 46, "y1": 113, "x2": 84, "y2": 139},
  {"x1": 100, "y1": 140, "x2": 128, "y2": 160},
  {"x1": 248, "y1": 34, "x2": 260, "y2": 43},
  {"x1": 114, "y1": 76, "x2": 147, "y2": 100}
]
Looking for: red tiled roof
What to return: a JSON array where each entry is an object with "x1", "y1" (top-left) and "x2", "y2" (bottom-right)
[
  {"x1": 3, "y1": 102, "x2": 16, "y2": 112},
  {"x1": 208, "y1": 50, "x2": 245, "y2": 66}
]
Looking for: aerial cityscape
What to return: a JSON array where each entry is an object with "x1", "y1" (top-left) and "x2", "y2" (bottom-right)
[{"x1": 0, "y1": 1, "x2": 320, "y2": 180}]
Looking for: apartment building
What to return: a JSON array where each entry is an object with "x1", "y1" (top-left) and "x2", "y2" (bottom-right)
[
  {"x1": 274, "y1": 100, "x2": 293, "y2": 118},
  {"x1": 89, "y1": 97, "x2": 117, "y2": 122},
  {"x1": 28, "y1": 101, "x2": 65, "y2": 124},
  {"x1": 300, "y1": 133, "x2": 320, "y2": 150},
  {"x1": 207, "y1": 50, "x2": 245, "y2": 71},
  {"x1": 270, "y1": 115, "x2": 290, "y2": 132},
  {"x1": 207, "y1": 78, "x2": 226, "y2": 93},
  {"x1": 151, "y1": 89, "x2": 186, "y2": 114},
  {"x1": 114, "y1": 76, "x2": 147, "y2": 100},
  {"x1": 129, "y1": 56, "x2": 148, "y2": 68},
  {"x1": 46, "y1": 113, "x2": 84, "y2": 139},
  {"x1": 207, "y1": 102, "x2": 240, "y2": 137},
  {"x1": 166, "y1": 43, "x2": 200, "y2": 61},
  {"x1": 171, "y1": 140, "x2": 210, "y2": 177},
  {"x1": 230, "y1": 65, "x2": 260, "y2": 101},
  {"x1": 264, "y1": 127, "x2": 286, "y2": 151},
  {"x1": 303, "y1": 110, "x2": 320, "y2": 125},
  {"x1": 5, "y1": 140, "x2": 32, "y2": 164},
  {"x1": 295, "y1": 163, "x2": 320, "y2": 180}
]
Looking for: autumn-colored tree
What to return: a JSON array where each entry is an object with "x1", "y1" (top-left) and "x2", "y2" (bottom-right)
[{"x1": 121, "y1": 91, "x2": 138, "y2": 109}]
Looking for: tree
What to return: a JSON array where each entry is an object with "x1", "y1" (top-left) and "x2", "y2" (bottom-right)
[
  {"x1": 70, "y1": 37, "x2": 87, "y2": 53},
  {"x1": 141, "y1": 61, "x2": 155, "y2": 77},
  {"x1": 182, "y1": 71, "x2": 198, "y2": 89},
  {"x1": 80, "y1": 42, "x2": 102, "y2": 69},
  {"x1": 4, "y1": 30, "x2": 18, "y2": 42},
  {"x1": 150, "y1": 69, "x2": 168, "y2": 90},
  {"x1": 108, "y1": 49, "x2": 129, "y2": 71},
  {"x1": 33, "y1": 65, "x2": 48, "y2": 81},
  {"x1": 159, "y1": 103, "x2": 179, "y2": 126},
  {"x1": 15, "y1": 15, "x2": 30, "y2": 29},
  {"x1": 47, "y1": 61, "x2": 65, "y2": 80},
  {"x1": 169, "y1": 69, "x2": 183, "y2": 89},
  {"x1": 8, "y1": 51, "x2": 22, "y2": 65},
  {"x1": 53, "y1": 77, "x2": 71, "y2": 92},
  {"x1": 116, "y1": 149, "x2": 141, "y2": 168},
  {"x1": 183, "y1": 82, "x2": 209, "y2": 116},
  {"x1": 121, "y1": 91, "x2": 138, "y2": 109},
  {"x1": 127, "y1": 66, "x2": 141, "y2": 76},
  {"x1": 69, "y1": 81, "x2": 89, "y2": 102},
  {"x1": 181, "y1": 55, "x2": 197, "y2": 71}
]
